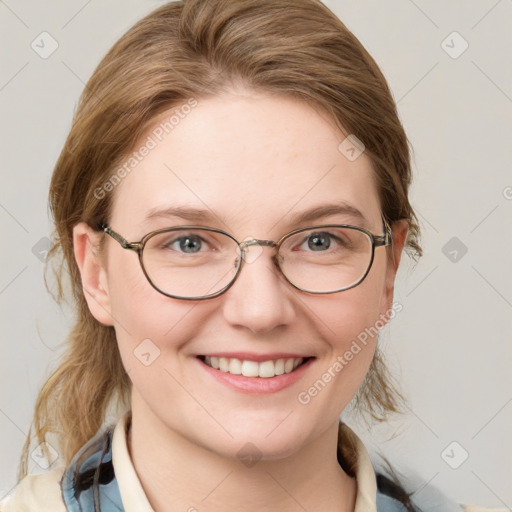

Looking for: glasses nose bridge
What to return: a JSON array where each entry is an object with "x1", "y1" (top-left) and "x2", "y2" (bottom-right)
[
  {"x1": 238, "y1": 238, "x2": 279, "y2": 264},
  {"x1": 239, "y1": 238, "x2": 277, "y2": 249}
]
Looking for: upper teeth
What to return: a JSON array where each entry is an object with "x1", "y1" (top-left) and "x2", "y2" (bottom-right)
[{"x1": 204, "y1": 356, "x2": 304, "y2": 378}]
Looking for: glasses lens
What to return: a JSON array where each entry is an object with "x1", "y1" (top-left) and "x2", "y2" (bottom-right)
[
  {"x1": 141, "y1": 228, "x2": 240, "y2": 298},
  {"x1": 278, "y1": 226, "x2": 373, "y2": 293}
]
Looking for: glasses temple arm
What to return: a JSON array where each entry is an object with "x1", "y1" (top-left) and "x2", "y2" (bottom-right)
[
  {"x1": 98, "y1": 224, "x2": 137, "y2": 250},
  {"x1": 374, "y1": 218, "x2": 393, "y2": 246}
]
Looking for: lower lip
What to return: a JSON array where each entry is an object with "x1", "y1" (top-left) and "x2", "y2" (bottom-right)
[{"x1": 196, "y1": 357, "x2": 315, "y2": 394}]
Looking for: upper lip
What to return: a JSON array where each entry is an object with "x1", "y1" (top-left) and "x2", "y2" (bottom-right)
[{"x1": 198, "y1": 352, "x2": 314, "y2": 362}]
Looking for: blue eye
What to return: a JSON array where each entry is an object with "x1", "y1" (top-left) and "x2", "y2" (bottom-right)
[
  {"x1": 159, "y1": 234, "x2": 208, "y2": 254},
  {"x1": 301, "y1": 231, "x2": 347, "y2": 252},
  {"x1": 173, "y1": 235, "x2": 204, "y2": 253},
  {"x1": 306, "y1": 232, "x2": 332, "y2": 251}
]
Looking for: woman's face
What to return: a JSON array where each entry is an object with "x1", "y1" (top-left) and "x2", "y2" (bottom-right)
[{"x1": 79, "y1": 88, "x2": 405, "y2": 460}]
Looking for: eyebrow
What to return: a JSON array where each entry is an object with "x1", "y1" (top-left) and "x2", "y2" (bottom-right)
[{"x1": 143, "y1": 202, "x2": 370, "y2": 228}]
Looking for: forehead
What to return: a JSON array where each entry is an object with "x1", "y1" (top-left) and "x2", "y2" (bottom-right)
[{"x1": 110, "y1": 90, "x2": 382, "y2": 236}]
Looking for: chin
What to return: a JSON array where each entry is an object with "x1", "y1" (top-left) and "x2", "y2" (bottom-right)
[{"x1": 197, "y1": 416, "x2": 315, "y2": 462}]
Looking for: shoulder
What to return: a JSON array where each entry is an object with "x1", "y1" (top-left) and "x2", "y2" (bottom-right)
[
  {"x1": 0, "y1": 467, "x2": 67, "y2": 512},
  {"x1": 1, "y1": 415, "x2": 126, "y2": 512}
]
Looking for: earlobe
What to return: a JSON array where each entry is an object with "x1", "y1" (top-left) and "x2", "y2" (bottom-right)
[{"x1": 73, "y1": 222, "x2": 114, "y2": 326}]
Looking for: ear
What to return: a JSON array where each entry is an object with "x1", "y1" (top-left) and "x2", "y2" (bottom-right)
[
  {"x1": 73, "y1": 222, "x2": 114, "y2": 326},
  {"x1": 381, "y1": 219, "x2": 409, "y2": 314}
]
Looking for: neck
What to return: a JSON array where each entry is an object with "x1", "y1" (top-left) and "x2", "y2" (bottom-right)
[{"x1": 127, "y1": 393, "x2": 357, "y2": 512}]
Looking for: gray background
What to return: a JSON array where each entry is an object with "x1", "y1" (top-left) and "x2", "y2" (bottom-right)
[{"x1": 1, "y1": 0, "x2": 511, "y2": 507}]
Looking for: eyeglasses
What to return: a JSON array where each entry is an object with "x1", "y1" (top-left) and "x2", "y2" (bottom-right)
[{"x1": 98, "y1": 222, "x2": 392, "y2": 300}]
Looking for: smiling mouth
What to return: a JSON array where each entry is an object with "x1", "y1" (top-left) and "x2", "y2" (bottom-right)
[{"x1": 198, "y1": 356, "x2": 313, "y2": 378}]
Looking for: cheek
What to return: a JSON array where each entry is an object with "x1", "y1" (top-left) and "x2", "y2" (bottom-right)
[
  {"x1": 312, "y1": 251, "x2": 388, "y2": 348},
  {"x1": 313, "y1": 286, "x2": 381, "y2": 381},
  {"x1": 299, "y1": 254, "x2": 389, "y2": 410},
  {"x1": 108, "y1": 279, "x2": 210, "y2": 411},
  {"x1": 105, "y1": 253, "x2": 202, "y2": 365}
]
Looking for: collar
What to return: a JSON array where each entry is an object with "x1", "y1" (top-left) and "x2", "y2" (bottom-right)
[
  {"x1": 112, "y1": 412, "x2": 379, "y2": 511},
  {"x1": 62, "y1": 411, "x2": 382, "y2": 511}
]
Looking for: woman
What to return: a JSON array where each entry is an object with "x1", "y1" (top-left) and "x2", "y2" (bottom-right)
[{"x1": 0, "y1": 0, "x2": 490, "y2": 510}]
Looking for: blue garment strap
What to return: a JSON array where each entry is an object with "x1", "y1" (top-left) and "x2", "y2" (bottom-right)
[
  {"x1": 61, "y1": 426, "x2": 124, "y2": 512},
  {"x1": 374, "y1": 466, "x2": 464, "y2": 512},
  {"x1": 376, "y1": 493, "x2": 409, "y2": 511}
]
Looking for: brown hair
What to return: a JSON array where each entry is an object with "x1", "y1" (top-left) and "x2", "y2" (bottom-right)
[{"x1": 19, "y1": 0, "x2": 421, "y2": 479}]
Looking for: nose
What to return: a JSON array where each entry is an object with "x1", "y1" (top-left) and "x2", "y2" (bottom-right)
[{"x1": 221, "y1": 244, "x2": 296, "y2": 335}]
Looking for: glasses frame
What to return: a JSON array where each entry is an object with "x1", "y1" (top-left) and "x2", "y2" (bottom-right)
[{"x1": 98, "y1": 221, "x2": 393, "y2": 300}]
